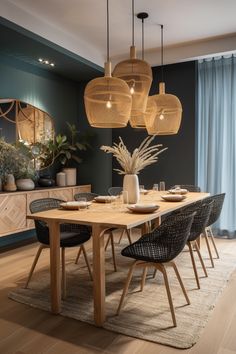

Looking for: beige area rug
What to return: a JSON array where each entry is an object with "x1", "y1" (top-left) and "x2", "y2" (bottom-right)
[{"x1": 9, "y1": 240, "x2": 236, "y2": 349}]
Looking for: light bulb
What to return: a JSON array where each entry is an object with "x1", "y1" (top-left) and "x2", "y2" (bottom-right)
[
  {"x1": 106, "y1": 100, "x2": 112, "y2": 109},
  {"x1": 159, "y1": 113, "x2": 164, "y2": 120},
  {"x1": 130, "y1": 86, "x2": 135, "y2": 95}
]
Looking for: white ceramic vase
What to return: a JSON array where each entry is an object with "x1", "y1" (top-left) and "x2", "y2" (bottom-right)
[
  {"x1": 56, "y1": 172, "x2": 66, "y2": 187},
  {"x1": 63, "y1": 168, "x2": 77, "y2": 186},
  {"x1": 123, "y1": 174, "x2": 140, "y2": 204},
  {"x1": 16, "y1": 178, "x2": 35, "y2": 191}
]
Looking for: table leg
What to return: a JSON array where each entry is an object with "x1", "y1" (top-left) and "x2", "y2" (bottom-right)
[
  {"x1": 48, "y1": 220, "x2": 61, "y2": 314},
  {"x1": 92, "y1": 224, "x2": 106, "y2": 326}
]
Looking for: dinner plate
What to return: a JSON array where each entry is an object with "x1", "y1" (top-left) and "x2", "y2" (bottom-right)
[
  {"x1": 168, "y1": 189, "x2": 188, "y2": 195},
  {"x1": 60, "y1": 201, "x2": 92, "y2": 210},
  {"x1": 127, "y1": 203, "x2": 160, "y2": 214},
  {"x1": 161, "y1": 194, "x2": 186, "y2": 202},
  {"x1": 94, "y1": 196, "x2": 116, "y2": 203}
]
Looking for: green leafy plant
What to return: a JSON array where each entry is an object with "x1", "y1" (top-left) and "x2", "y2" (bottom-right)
[
  {"x1": 14, "y1": 166, "x2": 36, "y2": 180},
  {"x1": 0, "y1": 138, "x2": 31, "y2": 180},
  {"x1": 38, "y1": 122, "x2": 93, "y2": 169}
]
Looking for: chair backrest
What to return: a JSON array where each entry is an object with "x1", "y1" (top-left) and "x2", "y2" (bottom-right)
[
  {"x1": 108, "y1": 186, "x2": 123, "y2": 196},
  {"x1": 30, "y1": 198, "x2": 64, "y2": 244},
  {"x1": 203, "y1": 193, "x2": 225, "y2": 226},
  {"x1": 171, "y1": 184, "x2": 201, "y2": 192},
  {"x1": 30, "y1": 198, "x2": 63, "y2": 213},
  {"x1": 74, "y1": 192, "x2": 98, "y2": 201},
  {"x1": 181, "y1": 200, "x2": 214, "y2": 241},
  {"x1": 157, "y1": 211, "x2": 196, "y2": 261}
]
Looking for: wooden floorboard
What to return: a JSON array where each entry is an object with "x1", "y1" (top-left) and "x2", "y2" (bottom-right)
[{"x1": 0, "y1": 237, "x2": 236, "y2": 353}]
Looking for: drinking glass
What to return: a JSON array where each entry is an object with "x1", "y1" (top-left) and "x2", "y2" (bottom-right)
[
  {"x1": 153, "y1": 183, "x2": 159, "y2": 191},
  {"x1": 159, "y1": 181, "x2": 165, "y2": 191},
  {"x1": 122, "y1": 191, "x2": 129, "y2": 205},
  {"x1": 139, "y1": 185, "x2": 145, "y2": 192}
]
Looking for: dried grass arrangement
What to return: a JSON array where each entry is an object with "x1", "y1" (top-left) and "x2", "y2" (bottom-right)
[{"x1": 101, "y1": 136, "x2": 167, "y2": 175}]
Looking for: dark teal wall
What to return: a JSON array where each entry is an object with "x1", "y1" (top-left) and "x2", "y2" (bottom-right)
[
  {"x1": 112, "y1": 61, "x2": 197, "y2": 189},
  {"x1": 0, "y1": 54, "x2": 112, "y2": 193},
  {"x1": 0, "y1": 54, "x2": 112, "y2": 249}
]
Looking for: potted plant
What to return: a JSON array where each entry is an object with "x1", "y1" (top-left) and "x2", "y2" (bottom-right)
[
  {"x1": 101, "y1": 136, "x2": 167, "y2": 203},
  {"x1": 0, "y1": 138, "x2": 31, "y2": 191},
  {"x1": 15, "y1": 166, "x2": 36, "y2": 190},
  {"x1": 36, "y1": 122, "x2": 93, "y2": 185}
]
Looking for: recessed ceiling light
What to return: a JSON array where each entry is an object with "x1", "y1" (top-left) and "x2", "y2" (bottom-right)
[{"x1": 38, "y1": 58, "x2": 55, "y2": 67}]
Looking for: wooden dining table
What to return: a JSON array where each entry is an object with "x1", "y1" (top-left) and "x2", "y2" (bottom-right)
[{"x1": 27, "y1": 191, "x2": 209, "y2": 326}]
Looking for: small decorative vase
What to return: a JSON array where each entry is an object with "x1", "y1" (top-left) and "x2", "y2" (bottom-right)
[
  {"x1": 16, "y1": 178, "x2": 35, "y2": 191},
  {"x1": 123, "y1": 174, "x2": 140, "y2": 204},
  {"x1": 56, "y1": 172, "x2": 66, "y2": 187},
  {"x1": 3, "y1": 174, "x2": 17, "y2": 192},
  {"x1": 38, "y1": 175, "x2": 55, "y2": 187},
  {"x1": 63, "y1": 168, "x2": 77, "y2": 186}
]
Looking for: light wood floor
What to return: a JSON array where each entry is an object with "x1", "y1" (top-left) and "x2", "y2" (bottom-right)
[{"x1": 0, "y1": 236, "x2": 236, "y2": 354}]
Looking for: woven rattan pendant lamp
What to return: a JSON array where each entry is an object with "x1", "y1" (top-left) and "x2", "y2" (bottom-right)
[
  {"x1": 84, "y1": 0, "x2": 132, "y2": 128},
  {"x1": 145, "y1": 25, "x2": 182, "y2": 135},
  {"x1": 112, "y1": 0, "x2": 152, "y2": 120}
]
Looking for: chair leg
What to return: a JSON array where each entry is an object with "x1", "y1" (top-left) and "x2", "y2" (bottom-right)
[
  {"x1": 75, "y1": 246, "x2": 82, "y2": 264},
  {"x1": 153, "y1": 268, "x2": 158, "y2": 279},
  {"x1": 159, "y1": 264, "x2": 177, "y2": 327},
  {"x1": 105, "y1": 233, "x2": 111, "y2": 251},
  {"x1": 109, "y1": 232, "x2": 117, "y2": 272},
  {"x1": 125, "y1": 229, "x2": 132, "y2": 244},
  {"x1": 208, "y1": 226, "x2": 220, "y2": 258},
  {"x1": 81, "y1": 245, "x2": 93, "y2": 280},
  {"x1": 24, "y1": 244, "x2": 45, "y2": 289},
  {"x1": 140, "y1": 266, "x2": 148, "y2": 291},
  {"x1": 188, "y1": 241, "x2": 200, "y2": 289},
  {"x1": 61, "y1": 247, "x2": 66, "y2": 300},
  {"x1": 118, "y1": 229, "x2": 125, "y2": 244},
  {"x1": 170, "y1": 262, "x2": 190, "y2": 305},
  {"x1": 203, "y1": 230, "x2": 214, "y2": 267},
  {"x1": 194, "y1": 241, "x2": 208, "y2": 277},
  {"x1": 117, "y1": 261, "x2": 137, "y2": 315}
]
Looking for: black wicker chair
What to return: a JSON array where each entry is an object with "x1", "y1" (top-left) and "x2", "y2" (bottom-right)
[
  {"x1": 108, "y1": 187, "x2": 123, "y2": 196},
  {"x1": 107, "y1": 186, "x2": 132, "y2": 247},
  {"x1": 180, "y1": 200, "x2": 213, "y2": 288},
  {"x1": 74, "y1": 192, "x2": 117, "y2": 271},
  {"x1": 74, "y1": 192, "x2": 98, "y2": 201},
  {"x1": 171, "y1": 184, "x2": 201, "y2": 192},
  {"x1": 117, "y1": 212, "x2": 196, "y2": 327},
  {"x1": 200, "y1": 193, "x2": 225, "y2": 267},
  {"x1": 25, "y1": 198, "x2": 93, "y2": 298}
]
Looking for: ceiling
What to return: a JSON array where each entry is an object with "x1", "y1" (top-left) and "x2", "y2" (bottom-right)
[{"x1": 1, "y1": 0, "x2": 236, "y2": 69}]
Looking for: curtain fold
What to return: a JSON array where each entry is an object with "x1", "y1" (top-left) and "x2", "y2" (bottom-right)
[{"x1": 197, "y1": 55, "x2": 236, "y2": 238}]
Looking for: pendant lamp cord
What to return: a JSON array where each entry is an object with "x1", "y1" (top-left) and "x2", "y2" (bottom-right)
[
  {"x1": 132, "y1": 0, "x2": 134, "y2": 46},
  {"x1": 142, "y1": 18, "x2": 144, "y2": 60},
  {"x1": 107, "y1": 0, "x2": 110, "y2": 62},
  {"x1": 161, "y1": 24, "x2": 164, "y2": 82}
]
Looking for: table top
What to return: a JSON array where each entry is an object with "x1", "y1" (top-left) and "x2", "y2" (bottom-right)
[{"x1": 27, "y1": 191, "x2": 209, "y2": 229}]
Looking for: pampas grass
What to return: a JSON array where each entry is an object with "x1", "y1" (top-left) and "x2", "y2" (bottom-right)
[{"x1": 101, "y1": 136, "x2": 167, "y2": 175}]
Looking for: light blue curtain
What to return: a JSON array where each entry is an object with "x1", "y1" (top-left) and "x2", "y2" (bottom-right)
[{"x1": 197, "y1": 55, "x2": 236, "y2": 238}]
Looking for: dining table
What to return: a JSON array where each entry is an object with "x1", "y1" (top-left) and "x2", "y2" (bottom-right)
[{"x1": 27, "y1": 190, "x2": 209, "y2": 326}]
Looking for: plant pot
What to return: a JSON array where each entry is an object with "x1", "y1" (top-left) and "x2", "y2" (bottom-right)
[
  {"x1": 63, "y1": 168, "x2": 77, "y2": 186},
  {"x1": 16, "y1": 178, "x2": 35, "y2": 191},
  {"x1": 123, "y1": 174, "x2": 140, "y2": 204},
  {"x1": 3, "y1": 174, "x2": 17, "y2": 192},
  {"x1": 38, "y1": 176, "x2": 55, "y2": 187}
]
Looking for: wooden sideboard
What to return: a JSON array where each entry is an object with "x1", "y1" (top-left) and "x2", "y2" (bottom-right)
[{"x1": 0, "y1": 185, "x2": 91, "y2": 237}]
